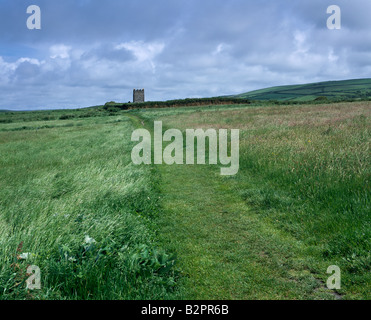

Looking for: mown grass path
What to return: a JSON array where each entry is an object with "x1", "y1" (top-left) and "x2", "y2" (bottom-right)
[
  {"x1": 129, "y1": 113, "x2": 335, "y2": 300},
  {"x1": 156, "y1": 164, "x2": 337, "y2": 300}
]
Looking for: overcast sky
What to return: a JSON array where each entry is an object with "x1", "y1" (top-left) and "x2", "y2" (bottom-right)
[{"x1": 1, "y1": 0, "x2": 371, "y2": 110}]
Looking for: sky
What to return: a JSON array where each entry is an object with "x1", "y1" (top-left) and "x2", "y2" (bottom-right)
[{"x1": 1, "y1": 0, "x2": 371, "y2": 110}]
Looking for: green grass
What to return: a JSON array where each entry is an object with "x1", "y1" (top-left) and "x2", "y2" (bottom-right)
[
  {"x1": 0, "y1": 100, "x2": 369, "y2": 300},
  {"x1": 0, "y1": 116, "x2": 179, "y2": 300},
  {"x1": 153, "y1": 162, "x2": 337, "y2": 299},
  {"x1": 135, "y1": 100, "x2": 370, "y2": 300},
  {"x1": 230, "y1": 78, "x2": 371, "y2": 102}
]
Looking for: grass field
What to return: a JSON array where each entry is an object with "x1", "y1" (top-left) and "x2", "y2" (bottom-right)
[
  {"x1": 230, "y1": 78, "x2": 371, "y2": 102},
  {"x1": 0, "y1": 100, "x2": 369, "y2": 299},
  {"x1": 0, "y1": 115, "x2": 180, "y2": 299}
]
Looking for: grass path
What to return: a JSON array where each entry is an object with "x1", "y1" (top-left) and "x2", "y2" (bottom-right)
[
  {"x1": 156, "y1": 164, "x2": 336, "y2": 299},
  {"x1": 130, "y1": 113, "x2": 336, "y2": 300}
]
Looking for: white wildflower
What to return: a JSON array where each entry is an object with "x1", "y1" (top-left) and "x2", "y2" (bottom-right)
[
  {"x1": 84, "y1": 235, "x2": 96, "y2": 245},
  {"x1": 19, "y1": 252, "x2": 33, "y2": 260}
]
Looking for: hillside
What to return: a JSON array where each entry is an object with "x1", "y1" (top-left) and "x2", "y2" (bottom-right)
[{"x1": 230, "y1": 78, "x2": 371, "y2": 102}]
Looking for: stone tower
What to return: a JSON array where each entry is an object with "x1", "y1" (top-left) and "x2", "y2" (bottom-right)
[{"x1": 133, "y1": 89, "x2": 145, "y2": 103}]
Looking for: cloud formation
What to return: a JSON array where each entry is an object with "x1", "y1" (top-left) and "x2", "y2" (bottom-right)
[{"x1": 0, "y1": 0, "x2": 371, "y2": 110}]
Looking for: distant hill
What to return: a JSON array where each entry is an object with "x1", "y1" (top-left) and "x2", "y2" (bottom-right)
[{"x1": 229, "y1": 78, "x2": 371, "y2": 102}]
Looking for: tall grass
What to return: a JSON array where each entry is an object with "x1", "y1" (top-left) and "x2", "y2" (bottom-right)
[
  {"x1": 0, "y1": 117, "x2": 179, "y2": 299},
  {"x1": 1, "y1": 101, "x2": 369, "y2": 299},
  {"x1": 234, "y1": 105, "x2": 370, "y2": 297},
  {"x1": 150, "y1": 101, "x2": 370, "y2": 299}
]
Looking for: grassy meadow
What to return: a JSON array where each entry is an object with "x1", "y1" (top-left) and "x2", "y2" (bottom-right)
[
  {"x1": 0, "y1": 100, "x2": 369, "y2": 299},
  {"x1": 232, "y1": 78, "x2": 371, "y2": 102},
  {"x1": 0, "y1": 115, "x2": 179, "y2": 299}
]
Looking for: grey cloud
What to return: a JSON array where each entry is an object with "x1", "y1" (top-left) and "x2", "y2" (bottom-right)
[{"x1": 0, "y1": 0, "x2": 370, "y2": 110}]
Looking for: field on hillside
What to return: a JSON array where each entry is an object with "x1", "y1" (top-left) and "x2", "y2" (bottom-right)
[
  {"x1": 0, "y1": 101, "x2": 370, "y2": 300},
  {"x1": 232, "y1": 78, "x2": 371, "y2": 102}
]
